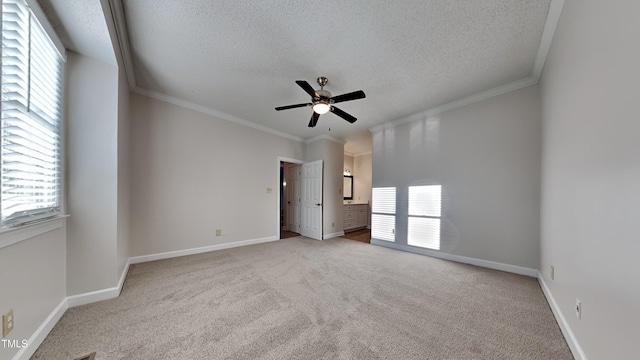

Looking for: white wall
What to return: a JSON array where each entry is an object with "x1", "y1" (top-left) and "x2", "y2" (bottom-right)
[
  {"x1": 343, "y1": 154, "x2": 354, "y2": 176},
  {"x1": 116, "y1": 65, "x2": 131, "y2": 278},
  {"x1": 306, "y1": 138, "x2": 345, "y2": 237},
  {"x1": 539, "y1": 0, "x2": 640, "y2": 358},
  {"x1": 0, "y1": 224, "x2": 66, "y2": 360},
  {"x1": 130, "y1": 93, "x2": 305, "y2": 256},
  {"x1": 343, "y1": 154, "x2": 354, "y2": 205},
  {"x1": 372, "y1": 85, "x2": 541, "y2": 269},
  {"x1": 66, "y1": 52, "x2": 119, "y2": 294},
  {"x1": 353, "y1": 154, "x2": 372, "y2": 205},
  {"x1": 323, "y1": 140, "x2": 345, "y2": 236}
]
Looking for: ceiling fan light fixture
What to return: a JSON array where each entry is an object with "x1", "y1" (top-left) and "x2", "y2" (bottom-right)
[
  {"x1": 313, "y1": 102, "x2": 330, "y2": 114},
  {"x1": 275, "y1": 78, "x2": 365, "y2": 126}
]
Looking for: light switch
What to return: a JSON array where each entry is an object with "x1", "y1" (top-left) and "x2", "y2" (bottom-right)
[{"x1": 266, "y1": 187, "x2": 273, "y2": 194}]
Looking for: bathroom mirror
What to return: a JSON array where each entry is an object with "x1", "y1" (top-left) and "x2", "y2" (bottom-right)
[{"x1": 343, "y1": 175, "x2": 353, "y2": 200}]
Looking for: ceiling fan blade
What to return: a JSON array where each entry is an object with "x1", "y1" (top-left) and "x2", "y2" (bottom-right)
[
  {"x1": 308, "y1": 112, "x2": 320, "y2": 127},
  {"x1": 296, "y1": 80, "x2": 319, "y2": 98},
  {"x1": 331, "y1": 106, "x2": 357, "y2": 123},
  {"x1": 330, "y1": 90, "x2": 366, "y2": 104},
  {"x1": 275, "y1": 103, "x2": 311, "y2": 111}
]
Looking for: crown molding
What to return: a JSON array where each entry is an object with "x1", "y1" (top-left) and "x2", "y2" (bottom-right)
[
  {"x1": 354, "y1": 151, "x2": 372, "y2": 157},
  {"x1": 532, "y1": 0, "x2": 565, "y2": 81},
  {"x1": 370, "y1": 0, "x2": 565, "y2": 134},
  {"x1": 132, "y1": 87, "x2": 305, "y2": 143},
  {"x1": 118, "y1": 0, "x2": 565, "y2": 142},
  {"x1": 370, "y1": 76, "x2": 537, "y2": 134},
  {"x1": 106, "y1": 0, "x2": 136, "y2": 88},
  {"x1": 344, "y1": 150, "x2": 372, "y2": 157},
  {"x1": 305, "y1": 134, "x2": 347, "y2": 145}
]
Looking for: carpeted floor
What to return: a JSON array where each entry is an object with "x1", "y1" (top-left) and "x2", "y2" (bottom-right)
[{"x1": 32, "y1": 237, "x2": 573, "y2": 360}]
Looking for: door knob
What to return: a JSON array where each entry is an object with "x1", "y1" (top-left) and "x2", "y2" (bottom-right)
[{"x1": 316, "y1": 203, "x2": 322, "y2": 206}]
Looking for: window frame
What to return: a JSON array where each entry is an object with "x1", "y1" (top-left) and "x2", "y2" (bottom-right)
[
  {"x1": 0, "y1": 0, "x2": 67, "y2": 230},
  {"x1": 371, "y1": 186, "x2": 396, "y2": 242},
  {"x1": 407, "y1": 184, "x2": 442, "y2": 250}
]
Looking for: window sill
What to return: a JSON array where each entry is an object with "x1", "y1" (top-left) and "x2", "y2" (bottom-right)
[{"x1": 0, "y1": 215, "x2": 69, "y2": 249}]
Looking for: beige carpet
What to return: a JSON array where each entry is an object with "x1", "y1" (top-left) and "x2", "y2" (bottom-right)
[{"x1": 32, "y1": 237, "x2": 572, "y2": 360}]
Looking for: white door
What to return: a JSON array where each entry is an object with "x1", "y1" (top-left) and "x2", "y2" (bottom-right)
[
  {"x1": 286, "y1": 164, "x2": 301, "y2": 233},
  {"x1": 300, "y1": 160, "x2": 323, "y2": 240}
]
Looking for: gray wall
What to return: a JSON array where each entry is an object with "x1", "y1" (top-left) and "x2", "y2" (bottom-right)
[
  {"x1": 117, "y1": 64, "x2": 131, "y2": 279},
  {"x1": 130, "y1": 93, "x2": 305, "y2": 256},
  {"x1": 306, "y1": 138, "x2": 345, "y2": 237},
  {"x1": 0, "y1": 43, "x2": 130, "y2": 360},
  {"x1": 372, "y1": 85, "x2": 541, "y2": 269},
  {"x1": 0, "y1": 225, "x2": 66, "y2": 360},
  {"x1": 539, "y1": 0, "x2": 640, "y2": 358},
  {"x1": 66, "y1": 52, "x2": 120, "y2": 294}
]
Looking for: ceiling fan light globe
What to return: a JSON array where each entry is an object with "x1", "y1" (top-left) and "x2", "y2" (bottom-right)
[{"x1": 313, "y1": 103, "x2": 331, "y2": 114}]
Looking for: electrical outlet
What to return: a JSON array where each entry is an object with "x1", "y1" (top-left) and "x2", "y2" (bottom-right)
[
  {"x1": 2, "y1": 309, "x2": 14, "y2": 337},
  {"x1": 266, "y1": 187, "x2": 272, "y2": 194},
  {"x1": 575, "y1": 299, "x2": 582, "y2": 320},
  {"x1": 215, "y1": 229, "x2": 221, "y2": 236},
  {"x1": 332, "y1": 222, "x2": 335, "y2": 228},
  {"x1": 551, "y1": 265, "x2": 555, "y2": 280}
]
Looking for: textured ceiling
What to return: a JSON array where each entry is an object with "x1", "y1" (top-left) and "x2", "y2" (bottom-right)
[
  {"x1": 40, "y1": 0, "x2": 116, "y2": 65},
  {"x1": 123, "y1": 0, "x2": 552, "y2": 146}
]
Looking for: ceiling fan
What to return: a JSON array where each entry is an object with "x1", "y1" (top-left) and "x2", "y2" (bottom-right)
[{"x1": 275, "y1": 77, "x2": 366, "y2": 127}]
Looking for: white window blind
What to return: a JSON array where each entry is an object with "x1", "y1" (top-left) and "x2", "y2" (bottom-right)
[
  {"x1": 371, "y1": 187, "x2": 396, "y2": 242},
  {"x1": 408, "y1": 185, "x2": 441, "y2": 250},
  {"x1": 1, "y1": 0, "x2": 64, "y2": 227}
]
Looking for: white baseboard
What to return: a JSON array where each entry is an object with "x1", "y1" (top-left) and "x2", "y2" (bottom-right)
[
  {"x1": 323, "y1": 231, "x2": 345, "y2": 240},
  {"x1": 129, "y1": 236, "x2": 279, "y2": 264},
  {"x1": 116, "y1": 259, "x2": 131, "y2": 295},
  {"x1": 15, "y1": 236, "x2": 281, "y2": 358},
  {"x1": 68, "y1": 237, "x2": 279, "y2": 308},
  {"x1": 537, "y1": 272, "x2": 588, "y2": 360},
  {"x1": 66, "y1": 285, "x2": 121, "y2": 308},
  {"x1": 12, "y1": 299, "x2": 67, "y2": 360},
  {"x1": 66, "y1": 258, "x2": 131, "y2": 308},
  {"x1": 370, "y1": 239, "x2": 538, "y2": 277}
]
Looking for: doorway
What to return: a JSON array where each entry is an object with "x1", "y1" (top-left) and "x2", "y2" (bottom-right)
[
  {"x1": 280, "y1": 160, "x2": 301, "y2": 239},
  {"x1": 278, "y1": 157, "x2": 323, "y2": 241}
]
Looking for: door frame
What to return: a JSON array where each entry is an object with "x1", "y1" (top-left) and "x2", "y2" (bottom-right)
[{"x1": 277, "y1": 156, "x2": 304, "y2": 239}]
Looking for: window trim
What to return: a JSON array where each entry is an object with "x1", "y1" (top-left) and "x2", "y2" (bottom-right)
[
  {"x1": 0, "y1": 214, "x2": 67, "y2": 249},
  {"x1": 24, "y1": 0, "x2": 66, "y2": 60},
  {"x1": 0, "y1": 0, "x2": 67, "y2": 230},
  {"x1": 407, "y1": 185, "x2": 442, "y2": 250},
  {"x1": 371, "y1": 186, "x2": 396, "y2": 242}
]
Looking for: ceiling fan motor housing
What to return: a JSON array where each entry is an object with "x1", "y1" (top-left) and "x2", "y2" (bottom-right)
[
  {"x1": 315, "y1": 89, "x2": 332, "y2": 101},
  {"x1": 274, "y1": 77, "x2": 365, "y2": 126}
]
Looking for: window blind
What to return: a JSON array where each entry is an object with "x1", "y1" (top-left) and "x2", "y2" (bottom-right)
[
  {"x1": 408, "y1": 185, "x2": 441, "y2": 250},
  {"x1": 1, "y1": 0, "x2": 64, "y2": 226},
  {"x1": 371, "y1": 187, "x2": 396, "y2": 242},
  {"x1": 408, "y1": 217, "x2": 440, "y2": 250},
  {"x1": 408, "y1": 185, "x2": 441, "y2": 217}
]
